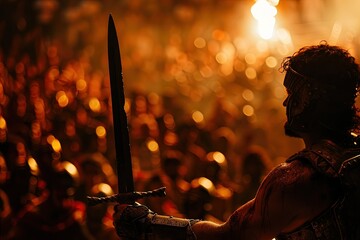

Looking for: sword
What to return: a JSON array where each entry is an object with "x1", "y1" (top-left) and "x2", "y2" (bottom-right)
[{"x1": 87, "y1": 14, "x2": 165, "y2": 206}]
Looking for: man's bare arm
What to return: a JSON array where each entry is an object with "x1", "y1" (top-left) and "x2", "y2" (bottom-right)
[{"x1": 192, "y1": 160, "x2": 331, "y2": 240}]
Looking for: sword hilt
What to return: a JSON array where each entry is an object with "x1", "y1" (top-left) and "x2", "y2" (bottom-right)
[{"x1": 87, "y1": 187, "x2": 166, "y2": 206}]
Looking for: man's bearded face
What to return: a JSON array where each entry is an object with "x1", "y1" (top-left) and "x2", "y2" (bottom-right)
[{"x1": 282, "y1": 70, "x2": 312, "y2": 138}]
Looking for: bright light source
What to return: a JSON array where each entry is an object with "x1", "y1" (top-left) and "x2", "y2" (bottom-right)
[
  {"x1": 257, "y1": 17, "x2": 276, "y2": 39},
  {"x1": 251, "y1": 0, "x2": 277, "y2": 20},
  {"x1": 251, "y1": 0, "x2": 278, "y2": 40}
]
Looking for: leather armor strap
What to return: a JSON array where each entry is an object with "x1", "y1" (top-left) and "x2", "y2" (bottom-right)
[{"x1": 286, "y1": 140, "x2": 347, "y2": 178}]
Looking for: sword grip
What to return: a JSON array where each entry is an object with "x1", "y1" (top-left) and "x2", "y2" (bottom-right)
[{"x1": 87, "y1": 187, "x2": 166, "y2": 206}]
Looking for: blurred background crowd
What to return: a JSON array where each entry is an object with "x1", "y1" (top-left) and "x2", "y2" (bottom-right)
[{"x1": 1, "y1": 0, "x2": 360, "y2": 239}]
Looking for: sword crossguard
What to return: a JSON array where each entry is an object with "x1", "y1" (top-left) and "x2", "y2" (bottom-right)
[{"x1": 87, "y1": 187, "x2": 167, "y2": 206}]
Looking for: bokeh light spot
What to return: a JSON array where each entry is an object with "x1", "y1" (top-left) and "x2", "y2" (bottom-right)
[
  {"x1": 192, "y1": 111, "x2": 204, "y2": 124},
  {"x1": 89, "y1": 97, "x2": 101, "y2": 112},
  {"x1": 243, "y1": 104, "x2": 255, "y2": 116},
  {"x1": 96, "y1": 126, "x2": 106, "y2": 138}
]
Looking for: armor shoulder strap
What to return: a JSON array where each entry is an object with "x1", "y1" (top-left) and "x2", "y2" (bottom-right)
[
  {"x1": 339, "y1": 153, "x2": 360, "y2": 186},
  {"x1": 286, "y1": 140, "x2": 354, "y2": 178}
]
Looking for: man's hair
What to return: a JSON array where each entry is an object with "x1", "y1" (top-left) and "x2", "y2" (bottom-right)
[{"x1": 281, "y1": 42, "x2": 360, "y2": 136}]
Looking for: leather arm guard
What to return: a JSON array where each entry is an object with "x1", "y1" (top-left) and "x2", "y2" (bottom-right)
[
  {"x1": 148, "y1": 213, "x2": 200, "y2": 240},
  {"x1": 114, "y1": 203, "x2": 200, "y2": 240}
]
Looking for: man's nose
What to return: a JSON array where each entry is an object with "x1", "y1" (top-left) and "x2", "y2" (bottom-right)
[{"x1": 283, "y1": 96, "x2": 289, "y2": 107}]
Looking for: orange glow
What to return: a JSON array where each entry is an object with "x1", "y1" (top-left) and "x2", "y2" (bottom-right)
[
  {"x1": 212, "y1": 151, "x2": 226, "y2": 164},
  {"x1": 245, "y1": 67, "x2": 257, "y2": 79},
  {"x1": 200, "y1": 66, "x2": 213, "y2": 78},
  {"x1": 56, "y1": 92, "x2": 69, "y2": 107},
  {"x1": 243, "y1": 105, "x2": 255, "y2": 116},
  {"x1": 0, "y1": 116, "x2": 6, "y2": 129},
  {"x1": 198, "y1": 177, "x2": 213, "y2": 189},
  {"x1": 164, "y1": 131, "x2": 178, "y2": 146},
  {"x1": 92, "y1": 183, "x2": 113, "y2": 196},
  {"x1": 76, "y1": 79, "x2": 87, "y2": 91},
  {"x1": 147, "y1": 139, "x2": 159, "y2": 152},
  {"x1": 48, "y1": 68, "x2": 60, "y2": 80},
  {"x1": 96, "y1": 126, "x2": 106, "y2": 138},
  {"x1": 242, "y1": 89, "x2": 254, "y2": 101},
  {"x1": 163, "y1": 113, "x2": 175, "y2": 129},
  {"x1": 212, "y1": 29, "x2": 227, "y2": 41},
  {"x1": 58, "y1": 96, "x2": 69, "y2": 106},
  {"x1": 47, "y1": 135, "x2": 55, "y2": 145},
  {"x1": 89, "y1": 97, "x2": 101, "y2": 112},
  {"x1": 51, "y1": 139, "x2": 62, "y2": 152},
  {"x1": 124, "y1": 99, "x2": 131, "y2": 114},
  {"x1": 63, "y1": 161, "x2": 78, "y2": 177},
  {"x1": 194, "y1": 37, "x2": 206, "y2": 48},
  {"x1": 191, "y1": 177, "x2": 215, "y2": 194},
  {"x1": 245, "y1": 53, "x2": 256, "y2": 65},
  {"x1": 192, "y1": 111, "x2": 204, "y2": 124},
  {"x1": 28, "y1": 157, "x2": 39, "y2": 175},
  {"x1": 265, "y1": 56, "x2": 278, "y2": 68}
]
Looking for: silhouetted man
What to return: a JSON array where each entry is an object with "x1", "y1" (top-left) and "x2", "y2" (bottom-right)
[{"x1": 113, "y1": 43, "x2": 360, "y2": 240}]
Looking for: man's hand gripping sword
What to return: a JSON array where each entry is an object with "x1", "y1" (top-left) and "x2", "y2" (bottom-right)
[{"x1": 86, "y1": 14, "x2": 166, "y2": 206}]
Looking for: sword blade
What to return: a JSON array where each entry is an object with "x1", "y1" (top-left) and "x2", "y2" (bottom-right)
[{"x1": 108, "y1": 14, "x2": 134, "y2": 194}]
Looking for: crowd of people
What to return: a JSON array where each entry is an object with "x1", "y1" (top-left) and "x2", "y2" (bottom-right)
[
  {"x1": 0, "y1": 79, "x2": 275, "y2": 239},
  {"x1": 2, "y1": 0, "x2": 355, "y2": 239}
]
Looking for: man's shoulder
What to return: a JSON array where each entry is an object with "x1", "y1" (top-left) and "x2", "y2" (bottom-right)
[
  {"x1": 257, "y1": 157, "x2": 336, "y2": 206},
  {"x1": 240, "y1": 158, "x2": 331, "y2": 236},
  {"x1": 264, "y1": 159, "x2": 316, "y2": 188},
  {"x1": 257, "y1": 159, "x2": 335, "y2": 222}
]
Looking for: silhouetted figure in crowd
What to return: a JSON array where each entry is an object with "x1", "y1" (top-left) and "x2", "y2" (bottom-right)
[
  {"x1": 0, "y1": 135, "x2": 32, "y2": 217},
  {"x1": 200, "y1": 151, "x2": 233, "y2": 221},
  {"x1": 74, "y1": 153, "x2": 117, "y2": 205},
  {"x1": 0, "y1": 153, "x2": 12, "y2": 239},
  {"x1": 85, "y1": 183, "x2": 118, "y2": 240},
  {"x1": 235, "y1": 145, "x2": 272, "y2": 206},
  {"x1": 183, "y1": 177, "x2": 222, "y2": 224},
  {"x1": 142, "y1": 150, "x2": 189, "y2": 217},
  {"x1": 8, "y1": 160, "x2": 94, "y2": 240}
]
